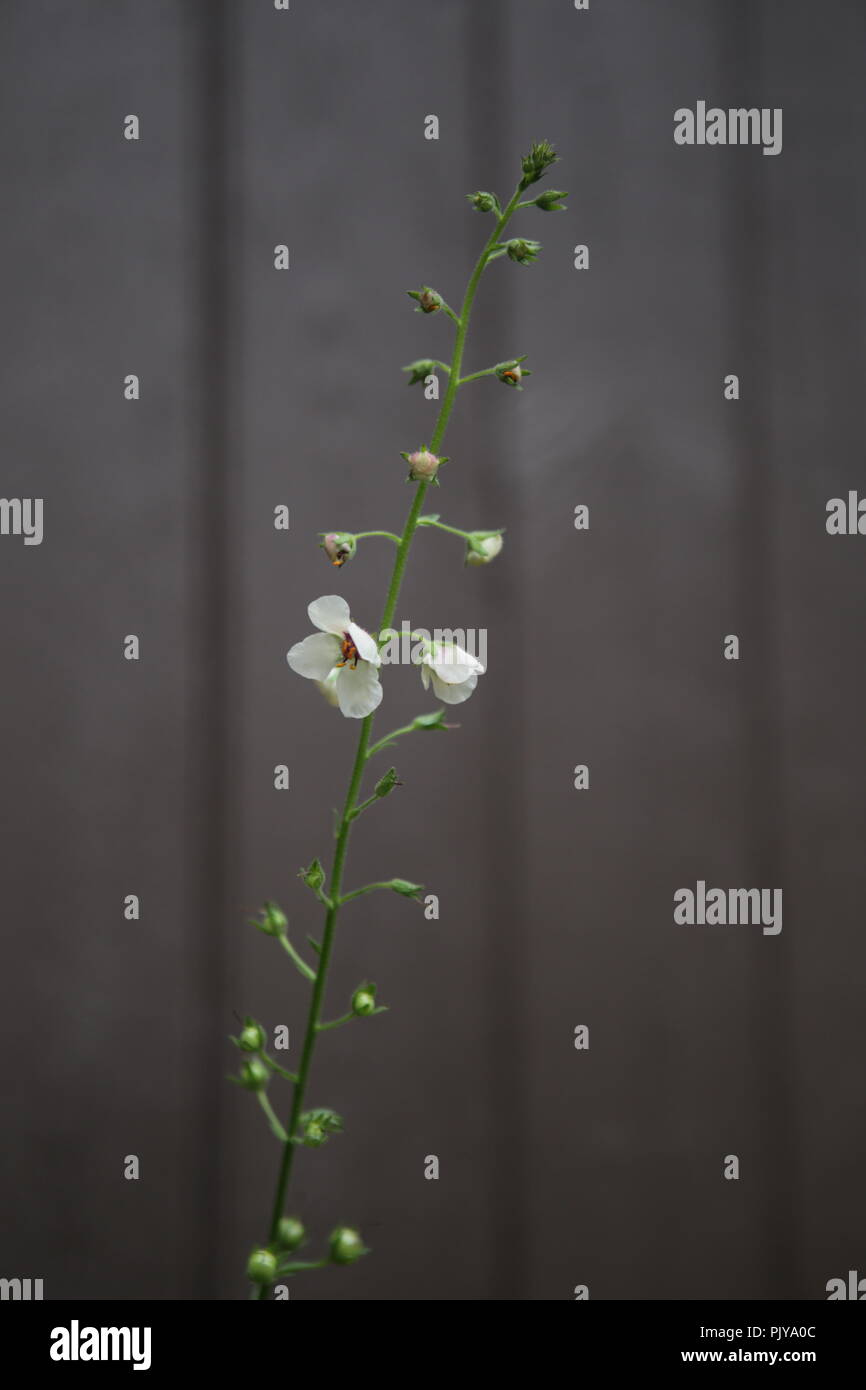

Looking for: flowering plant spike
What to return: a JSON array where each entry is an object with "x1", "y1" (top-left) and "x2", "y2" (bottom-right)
[{"x1": 237, "y1": 143, "x2": 565, "y2": 1296}]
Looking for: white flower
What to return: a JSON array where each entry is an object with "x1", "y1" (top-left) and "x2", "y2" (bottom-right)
[
  {"x1": 288, "y1": 596, "x2": 383, "y2": 719},
  {"x1": 417, "y1": 639, "x2": 485, "y2": 705}
]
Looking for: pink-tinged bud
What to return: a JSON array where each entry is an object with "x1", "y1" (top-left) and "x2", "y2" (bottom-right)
[
  {"x1": 407, "y1": 286, "x2": 443, "y2": 314},
  {"x1": 402, "y1": 448, "x2": 443, "y2": 483},
  {"x1": 321, "y1": 532, "x2": 356, "y2": 567}
]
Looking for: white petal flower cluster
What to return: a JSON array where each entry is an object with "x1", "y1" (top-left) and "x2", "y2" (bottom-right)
[{"x1": 288, "y1": 596, "x2": 486, "y2": 718}]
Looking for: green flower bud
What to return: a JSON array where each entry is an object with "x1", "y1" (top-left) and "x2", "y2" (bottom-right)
[
  {"x1": 534, "y1": 188, "x2": 568, "y2": 212},
  {"x1": 351, "y1": 983, "x2": 377, "y2": 1016},
  {"x1": 275, "y1": 1216, "x2": 305, "y2": 1252},
  {"x1": 329, "y1": 1227, "x2": 367, "y2": 1265},
  {"x1": 388, "y1": 878, "x2": 424, "y2": 900},
  {"x1": 407, "y1": 286, "x2": 442, "y2": 314},
  {"x1": 252, "y1": 900, "x2": 287, "y2": 937},
  {"x1": 247, "y1": 1247, "x2": 278, "y2": 1284},
  {"x1": 402, "y1": 359, "x2": 438, "y2": 386},
  {"x1": 299, "y1": 858, "x2": 326, "y2": 893},
  {"x1": 373, "y1": 767, "x2": 401, "y2": 799},
  {"x1": 467, "y1": 190, "x2": 500, "y2": 213},
  {"x1": 239, "y1": 1056, "x2": 270, "y2": 1092},
  {"x1": 520, "y1": 139, "x2": 558, "y2": 187},
  {"x1": 300, "y1": 1108, "x2": 343, "y2": 1145},
  {"x1": 466, "y1": 533, "x2": 504, "y2": 566},
  {"x1": 410, "y1": 709, "x2": 450, "y2": 731},
  {"x1": 320, "y1": 531, "x2": 356, "y2": 567},
  {"x1": 505, "y1": 237, "x2": 541, "y2": 267},
  {"x1": 239, "y1": 1020, "x2": 266, "y2": 1052}
]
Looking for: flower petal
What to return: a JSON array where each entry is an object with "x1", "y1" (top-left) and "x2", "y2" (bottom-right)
[
  {"x1": 424, "y1": 642, "x2": 484, "y2": 684},
  {"x1": 430, "y1": 669, "x2": 478, "y2": 705},
  {"x1": 347, "y1": 621, "x2": 380, "y2": 667},
  {"x1": 287, "y1": 632, "x2": 340, "y2": 680},
  {"x1": 335, "y1": 661, "x2": 383, "y2": 718},
  {"x1": 308, "y1": 595, "x2": 351, "y2": 636},
  {"x1": 420, "y1": 664, "x2": 431, "y2": 691},
  {"x1": 315, "y1": 669, "x2": 341, "y2": 708}
]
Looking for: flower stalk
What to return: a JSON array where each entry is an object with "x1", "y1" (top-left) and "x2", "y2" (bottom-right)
[{"x1": 241, "y1": 144, "x2": 563, "y2": 1295}]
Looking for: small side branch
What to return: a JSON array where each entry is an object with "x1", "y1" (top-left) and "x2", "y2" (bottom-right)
[{"x1": 277, "y1": 935, "x2": 317, "y2": 983}]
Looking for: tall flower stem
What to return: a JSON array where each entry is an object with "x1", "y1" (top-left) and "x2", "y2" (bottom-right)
[{"x1": 256, "y1": 180, "x2": 526, "y2": 1295}]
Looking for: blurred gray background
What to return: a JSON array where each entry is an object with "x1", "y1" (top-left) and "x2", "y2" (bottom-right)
[{"x1": 1, "y1": 0, "x2": 865, "y2": 1301}]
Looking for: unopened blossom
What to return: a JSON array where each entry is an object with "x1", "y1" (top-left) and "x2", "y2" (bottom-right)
[
  {"x1": 402, "y1": 448, "x2": 443, "y2": 483},
  {"x1": 534, "y1": 188, "x2": 568, "y2": 212},
  {"x1": 506, "y1": 237, "x2": 541, "y2": 266},
  {"x1": 407, "y1": 286, "x2": 443, "y2": 314},
  {"x1": 287, "y1": 596, "x2": 382, "y2": 719},
  {"x1": 417, "y1": 638, "x2": 485, "y2": 705},
  {"x1": 496, "y1": 362, "x2": 530, "y2": 389},
  {"x1": 321, "y1": 532, "x2": 356, "y2": 567},
  {"x1": 466, "y1": 534, "x2": 503, "y2": 566}
]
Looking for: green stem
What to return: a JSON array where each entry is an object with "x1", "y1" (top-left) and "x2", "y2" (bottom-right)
[
  {"x1": 315, "y1": 1012, "x2": 354, "y2": 1032},
  {"x1": 277, "y1": 934, "x2": 317, "y2": 982},
  {"x1": 365, "y1": 722, "x2": 418, "y2": 759},
  {"x1": 255, "y1": 178, "x2": 526, "y2": 1297},
  {"x1": 427, "y1": 183, "x2": 525, "y2": 456},
  {"x1": 355, "y1": 530, "x2": 401, "y2": 544},
  {"x1": 339, "y1": 881, "x2": 397, "y2": 905},
  {"x1": 418, "y1": 518, "x2": 471, "y2": 540},
  {"x1": 457, "y1": 367, "x2": 499, "y2": 386},
  {"x1": 276, "y1": 1259, "x2": 329, "y2": 1276},
  {"x1": 257, "y1": 1091, "x2": 289, "y2": 1143},
  {"x1": 262, "y1": 1055, "x2": 299, "y2": 1083}
]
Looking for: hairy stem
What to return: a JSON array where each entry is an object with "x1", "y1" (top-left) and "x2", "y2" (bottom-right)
[{"x1": 255, "y1": 180, "x2": 525, "y2": 1296}]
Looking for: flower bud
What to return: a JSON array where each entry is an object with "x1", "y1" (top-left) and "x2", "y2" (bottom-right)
[
  {"x1": 407, "y1": 286, "x2": 442, "y2": 314},
  {"x1": 275, "y1": 1216, "x2": 305, "y2": 1252},
  {"x1": 402, "y1": 448, "x2": 443, "y2": 483},
  {"x1": 351, "y1": 983, "x2": 377, "y2": 1016},
  {"x1": 402, "y1": 359, "x2": 437, "y2": 386},
  {"x1": 239, "y1": 1020, "x2": 266, "y2": 1053},
  {"x1": 495, "y1": 358, "x2": 531, "y2": 389},
  {"x1": 247, "y1": 1247, "x2": 278, "y2": 1284},
  {"x1": 299, "y1": 1107, "x2": 342, "y2": 1145},
  {"x1": 303, "y1": 1119, "x2": 325, "y2": 1146},
  {"x1": 239, "y1": 1056, "x2": 270, "y2": 1092},
  {"x1": 410, "y1": 709, "x2": 450, "y2": 731},
  {"x1": 466, "y1": 533, "x2": 504, "y2": 566},
  {"x1": 321, "y1": 532, "x2": 356, "y2": 567},
  {"x1": 299, "y1": 858, "x2": 326, "y2": 893},
  {"x1": 329, "y1": 1227, "x2": 367, "y2": 1265},
  {"x1": 505, "y1": 237, "x2": 541, "y2": 267},
  {"x1": 520, "y1": 139, "x2": 558, "y2": 187},
  {"x1": 534, "y1": 188, "x2": 568, "y2": 212},
  {"x1": 253, "y1": 900, "x2": 288, "y2": 937},
  {"x1": 373, "y1": 767, "x2": 401, "y2": 799},
  {"x1": 388, "y1": 878, "x2": 424, "y2": 899},
  {"x1": 467, "y1": 190, "x2": 500, "y2": 213}
]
